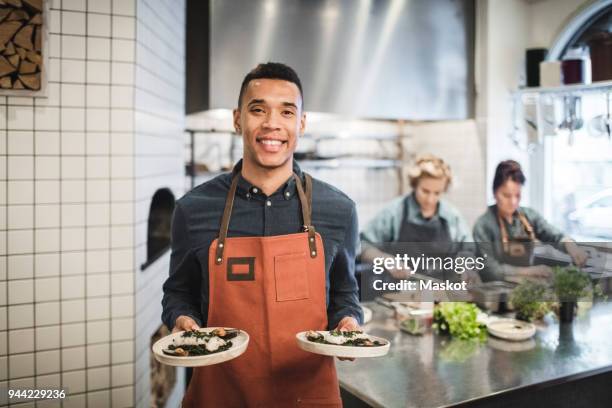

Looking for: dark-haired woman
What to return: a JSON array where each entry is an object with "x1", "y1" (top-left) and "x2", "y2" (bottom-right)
[{"x1": 473, "y1": 160, "x2": 587, "y2": 282}]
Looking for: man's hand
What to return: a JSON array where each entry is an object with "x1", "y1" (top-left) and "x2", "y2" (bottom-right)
[
  {"x1": 565, "y1": 241, "x2": 588, "y2": 267},
  {"x1": 172, "y1": 315, "x2": 200, "y2": 334},
  {"x1": 335, "y1": 316, "x2": 360, "y2": 361}
]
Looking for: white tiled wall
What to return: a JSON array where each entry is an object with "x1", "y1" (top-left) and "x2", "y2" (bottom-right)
[{"x1": 1, "y1": 0, "x2": 186, "y2": 407}]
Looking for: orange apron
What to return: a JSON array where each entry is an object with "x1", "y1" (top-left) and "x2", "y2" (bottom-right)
[{"x1": 182, "y1": 172, "x2": 342, "y2": 408}]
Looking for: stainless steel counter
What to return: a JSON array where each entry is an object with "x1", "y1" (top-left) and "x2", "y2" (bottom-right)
[{"x1": 336, "y1": 302, "x2": 612, "y2": 408}]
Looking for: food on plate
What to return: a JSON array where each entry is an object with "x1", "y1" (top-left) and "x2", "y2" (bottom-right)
[
  {"x1": 305, "y1": 330, "x2": 385, "y2": 347},
  {"x1": 163, "y1": 328, "x2": 238, "y2": 357}
]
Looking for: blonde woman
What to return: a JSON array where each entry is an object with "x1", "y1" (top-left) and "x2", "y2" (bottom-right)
[{"x1": 361, "y1": 154, "x2": 473, "y2": 280}]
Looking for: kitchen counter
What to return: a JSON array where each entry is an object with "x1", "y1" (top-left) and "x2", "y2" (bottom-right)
[{"x1": 336, "y1": 302, "x2": 612, "y2": 408}]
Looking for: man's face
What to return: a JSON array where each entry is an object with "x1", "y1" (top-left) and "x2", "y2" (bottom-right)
[{"x1": 234, "y1": 78, "x2": 305, "y2": 170}]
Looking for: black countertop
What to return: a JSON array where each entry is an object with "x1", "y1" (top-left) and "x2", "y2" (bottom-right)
[{"x1": 336, "y1": 302, "x2": 612, "y2": 408}]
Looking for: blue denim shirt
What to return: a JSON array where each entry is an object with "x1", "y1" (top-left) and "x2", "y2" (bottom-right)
[{"x1": 162, "y1": 160, "x2": 363, "y2": 330}]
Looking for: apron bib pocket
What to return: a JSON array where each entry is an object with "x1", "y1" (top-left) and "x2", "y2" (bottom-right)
[{"x1": 274, "y1": 252, "x2": 310, "y2": 301}]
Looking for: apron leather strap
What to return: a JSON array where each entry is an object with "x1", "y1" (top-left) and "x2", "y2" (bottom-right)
[
  {"x1": 294, "y1": 173, "x2": 318, "y2": 258},
  {"x1": 497, "y1": 210, "x2": 536, "y2": 253},
  {"x1": 215, "y1": 172, "x2": 316, "y2": 264}
]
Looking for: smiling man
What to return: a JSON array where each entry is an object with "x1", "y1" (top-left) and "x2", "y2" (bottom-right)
[{"x1": 161, "y1": 62, "x2": 363, "y2": 407}]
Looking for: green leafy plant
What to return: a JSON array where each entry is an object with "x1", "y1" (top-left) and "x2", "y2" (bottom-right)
[
  {"x1": 552, "y1": 266, "x2": 592, "y2": 302},
  {"x1": 432, "y1": 302, "x2": 487, "y2": 341},
  {"x1": 510, "y1": 281, "x2": 551, "y2": 322}
]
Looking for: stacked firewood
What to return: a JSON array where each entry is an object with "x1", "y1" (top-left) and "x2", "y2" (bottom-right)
[{"x1": 0, "y1": 0, "x2": 43, "y2": 90}]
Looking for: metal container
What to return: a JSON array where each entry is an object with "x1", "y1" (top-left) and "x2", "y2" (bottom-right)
[{"x1": 470, "y1": 281, "x2": 516, "y2": 312}]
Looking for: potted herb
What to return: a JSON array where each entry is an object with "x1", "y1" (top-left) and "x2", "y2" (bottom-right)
[
  {"x1": 432, "y1": 302, "x2": 487, "y2": 342},
  {"x1": 510, "y1": 281, "x2": 551, "y2": 322},
  {"x1": 552, "y1": 266, "x2": 592, "y2": 323}
]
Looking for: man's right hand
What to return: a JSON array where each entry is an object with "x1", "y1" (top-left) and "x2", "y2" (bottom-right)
[{"x1": 173, "y1": 315, "x2": 200, "y2": 333}]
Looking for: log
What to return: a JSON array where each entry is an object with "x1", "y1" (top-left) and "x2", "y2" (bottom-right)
[
  {"x1": 0, "y1": 55, "x2": 16, "y2": 76},
  {"x1": 0, "y1": 21, "x2": 22, "y2": 47},
  {"x1": 29, "y1": 13, "x2": 41, "y2": 25},
  {"x1": 13, "y1": 78, "x2": 24, "y2": 89},
  {"x1": 34, "y1": 25, "x2": 39, "y2": 51},
  {"x1": 16, "y1": 46, "x2": 25, "y2": 59},
  {"x1": 0, "y1": 8, "x2": 11, "y2": 23},
  {"x1": 18, "y1": 73, "x2": 38, "y2": 89},
  {"x1": 19, "y1": 59, "x2": 35, "y2": 73},
  {"x1": 14, "y1": 24, "x2": 33, "y2": 50},
  {"x1": 25, "y1": 49, "x2": 39, "y2": 64},
  {"x1": 8, "y1": 53, "x2": 18, "y2": 67},
  {"x1": 8, "y1": 10, "x2": 29, "y2": 21},
  {"x1": 4, "y1": 41, "x2": 15, "y2": 55},
  {"x1": 0, "y1": 76, "x2": 11, "y2": 88},
  {"x1": 23, "y1": 0, "x2": 41, "y2": 12},
  {"x1": 5, "y1": 0, "x2": 23, "y2": 7}
]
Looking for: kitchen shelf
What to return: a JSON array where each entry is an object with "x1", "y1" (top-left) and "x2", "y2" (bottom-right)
[{"x1": 516, "y1": 80, "x2": 612, "y2": 98}]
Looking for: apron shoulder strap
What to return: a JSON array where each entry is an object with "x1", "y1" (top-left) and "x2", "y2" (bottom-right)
[
  {"x1": 215, "y1": 175, "x2": 240, "y2": 264},
  {"x1": 517, "y1": 211, "x2": 536, "y2": 241}
]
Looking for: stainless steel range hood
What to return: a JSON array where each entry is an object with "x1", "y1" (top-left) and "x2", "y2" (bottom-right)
[{"x1": 188, "y1": 0, "x2": 475, "y2": 120}]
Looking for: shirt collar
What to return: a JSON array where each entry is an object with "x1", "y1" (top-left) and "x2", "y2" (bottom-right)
[
  {"x1": 408, "y1": 192, "x2": 444, "y2": 221},
  {"x1": 231, "y1": 159, "x2": 303, "y2": 199}
]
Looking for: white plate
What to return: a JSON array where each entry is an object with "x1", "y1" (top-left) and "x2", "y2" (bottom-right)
[
  {"x1": 152, "y1": 328, "x2": 249, "y2": 367},
  {"x1": 296, "y1": 331, "x2": 390, "y2": 358},
  {"x1": 487, "y1": 319, "x2": 536, "y2": 341}
]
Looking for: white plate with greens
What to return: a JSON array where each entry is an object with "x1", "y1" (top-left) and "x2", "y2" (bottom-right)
[
  {"x1": 487, "y1": 319, "x2": 536, "y2": 341},
  {"x1": 296, "y1": 330, "x2": 390, "y2": 358}
]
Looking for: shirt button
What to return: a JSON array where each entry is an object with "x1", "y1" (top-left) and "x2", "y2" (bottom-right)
[
  {"x1": 285, "y1": 191, "x2": 291, "y2": 199},
  {"x1": 246, "y1": 193, "x2": 251, "y2": 198},
  {"x1": 266, "y1": 200, "x2": 272, "y2": 207},
  {"x1": 252, "y1": 187, "x2": 259, "y2": 194}
]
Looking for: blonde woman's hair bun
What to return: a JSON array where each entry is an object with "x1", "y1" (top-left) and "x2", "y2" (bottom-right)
[{"x1": 408, "y1": 154, "x2": 452, "y2": 190}]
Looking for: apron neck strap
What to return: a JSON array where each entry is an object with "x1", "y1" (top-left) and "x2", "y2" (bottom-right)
[
  {"x1": 215, "y1": 172, "x2": 317, "y2": 265},
  {"x1": 497, "y1": 210, "x2": 536, "y2": 247}
]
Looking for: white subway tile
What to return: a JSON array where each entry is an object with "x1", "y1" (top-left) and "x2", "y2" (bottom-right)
[
  {"x1": 113, "y1": 0, "x2": 135, "y2": 15},
  {"x1": 111, "y1": 295, "x2": 132, "y2": 318},
  {"x1": 112, "y1": 39, "x2": 134, "y2": 62},
  {"x1": 34, "y1": 253, "x2": 60, "y2": 278},
  {"x1": 111, "y1": 363, "x2": 133, "y2": 387},
  {"x1": 111, "y1": 317, "x2": 133, "y2": 341},
  {"x1": 0, "y1": 307, "x2": 5, "y2": 330},
  {"x1": 34, "y1": 229, "x2": 60, "y2": 253},
  {"x1": 110, "y1": 248, "x2": 132, "y2": 271},
  {"x1": 35, "y1": 157, "x2": 61, "y2": 180},
  {"x1": 35, "y1": 83, "x2": 61, "y2": 107},
  {"x1": 88, "y1": 13, "x2": 111, "y2": 37},
  {"x1": 0, "y1": 356, "x2": 5, "y2": 381},
  {"x1": 7, "y1": 255, "x2": 33, "y2": 280},
  {"x1": 111, "y1": 179, "x2": 134, "y2": 201},
  {"x1": 61, "y1": 108, "x2": 85, "y2": 131},
  {"x1": 0, "y1": 131, "x2": 4, "y2": 155},
  {"x1": 111, "y1": 226, "x2": 133, "y2": 248},
  {"x1": 35, "y1": 326, "x2": 60, "y2": 351},
  {"x1": 61, "y1": 59, "x2": 86, "y2": 83},
  {"x1": 88, "y1": 366, "x2": 110, "y2": 390},
  {"x1": 8, "y1": 205, "x2": 33, "y2": 230},
  {"x1": 35, "y1": 301, "x2": 60, "y2": 326},
  {"x1": 111, "y1": 62, "x2": 134, "y2": 85},
  {"x1": 9, "y1": 376, "x2": 35, "y2": 392},
  {"x1": 88, "y1": 390, "x2": 110, "y2": 407},
  {"x1": 34, "y1": 131, "x2": 60, "y2": 155},
  {"x1": 86, "y1": 132, "x2": 110, "y2": 155},
  {"x1": 110, "y1": 86, "x2": 133, "y2": 109},
  {"x1": 35, "y1": 278, "x2": 60, "y2": 303},
  {"x1": 35, "y1": 350, "x2": 60, "y2": 375},
  {"x1": 111, "y1": 272, "x2": 133, "y2": 295},
  {"x1": 87, "y1": 343, "x2": 109, "y2": 367},
  {"x1": 9, "y1": 353, "x2": 34, "y2": 378},
  {"x1": 89, "y1": 0, "x2": 111, "y2": 14},
  {"x1": 113, "y1": 16, "x2": 135, "y2": 39},
  {"x1": 7, "y1": 230, "x2": 33, "y2": 255},
  {"x1": 0, "y1": 257, "x2": 5, "y2": 280},
  {"x1": 0, "y1": 209, "x2": 4, "y2": 231},
  {"x1": 86, "y1": 108, "x2": 110, "y2": 131},
  {"x1": 0, "y1": 157, "x2": 5, "y2": 181},
  {"x1": 112, "y1": 386, "x2": 133, "y2": 408},
  {"x1": 111, "y1": 340, "x2": 133, "y2": 364},
  {"x1": 61, "y1": 369, "x2": 86, "y2": 394},
  {"x1": 35, "y1": 181, "x2": 60, "y2": 204},
  {"x1": 8, "y1": 280, "x2": 33, "y2": 304},
  {"x1": 86, "y1": 156, "x2": 110, "y2": 179},
  {"x1": 8, "y1": 106, "x2": 34, "y2": 130},
  {"x1": 8, "y1": 328, "x2": 35, "y2": 354},
  {"x1": 61, "y1": 204, "x2": 85, "y2": 227},
  {"x1": 8, "y1": 181, "x2": 34, "y2": 205},
  {"x1": 87, "y1": 227, "x2": 110, "y2": 250},
  {"x1": 61, "y1": 156, "x2": 85, "y2": 179},
  {"x1": 61, "y1": 228, "x2": 85, "y2": 251},
  {"x1": 34, "y1": 107, "x2": 61, "y2": 131},
  {"x1": 86, "y1": 250, "x2": 109, "y2": 274},
  {"x1": 61, "y1": 275, "x2": 85, "y2": 299},
  {"x1": 0, "y1": 282, "x2": 4, "y2": 305},
  {"x1": 61, "y1": 323, "x2": 85, "y2": 347},
  {"x1": 61, "y1": 180, "x2": 85, "y2": 203},
  {"x1": 86, "y1": 85, "x2": 110, "y2": 108},
  {"x1": 36, "y1": 373, "x2": 61, "y2": 390},
  {"x1": 49, "y1": 9, "x2": 61, "y2": 34},
  {"x1": 111, "y1": 203, "x2": 133, "y2": 225},
  {"x1": 86, "y1": 179, "x2": 110, "y2": 202},
  {"x1": 8, "y1": 156, "x2": 34, "y2": 180},
  {"x1": 8, "y1": 131, "x2": 33, "y2": 155},
  {"x1": 62, "y1": 11, "x2": 86, "y2": 35},
  {"x1": 62, "y1": 346, "x2": 85, "y2": 371},
  {"x1": 48, "y1": 58, "x2": 61, "y2": 82},
  {"x1": 63, "y1": 0, "x2": 86, "y2": 11},
  {"x1": 61, "y1": 299, "x2": 85, "y2": 323},
  {"x1": 86, "y1": 297, "x2": 110, "y2": 321},
  {"x1": 110, "y1": 156, "x2": 133, "y2": 178},
  {"x1": 8, "y1": 304, "x2": 34, "y2": 329},
  {"x1": 87, "y1": 37, "x2": 111, "y2": 60},
  {"x1": 61, "y1": 132, "x2": 86, "y2": 155},
  {"x1": 87, "y1": 320, "x2": 110, "y2": 343},
  {"x1": 60, "y1": 84, "x2": 85, "y2": 107},
  {"x1": 87, "y1": 61, "x2": 111, "y2": 84},
  {"x1": 62, "y1": 36, "x2": 86, "y2": 60},
  {"x1": 35, "y1": 205, "x2": 60, "y2": 228},
  {"x1": 86, "y1": 203, "x2": 110, "y2": 226},
  {"x1": 9, "y1": 96, "x2": 33, "y2": 106},
  {"x1": 49, "y1": 34, "x2": 61, "y2": 58},
  {"x1": 61, "y1": 251, "x2": 85, "y2": 276},
  {"x1": 63, "y1": 394, "x2": 86, "y2": 408},
  {"x1": 87, "y1": 274, "x2": 109, "y2": 297}
]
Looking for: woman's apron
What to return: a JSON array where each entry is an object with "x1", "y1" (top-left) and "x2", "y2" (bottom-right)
[{"x1": 182, "y1": 172, "x2": 342, "y2": 408}]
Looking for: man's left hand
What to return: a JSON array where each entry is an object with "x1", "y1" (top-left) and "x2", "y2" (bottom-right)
[
  {"x1": 335, "y1": 316, "x2": 360, "y2": 362},
  {"x1": 565, "y1": 241, "x2": 588, "y2": 267}
]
